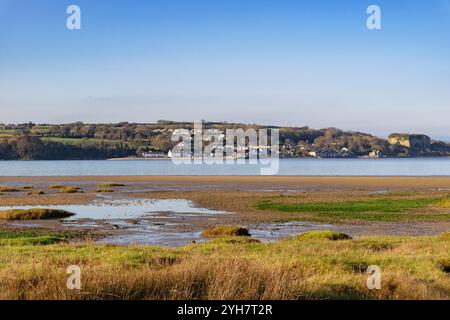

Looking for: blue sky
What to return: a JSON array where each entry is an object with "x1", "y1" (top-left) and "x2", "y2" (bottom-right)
[{"x1": 0, "y1": 0, "x2": 450, "y2": 139}]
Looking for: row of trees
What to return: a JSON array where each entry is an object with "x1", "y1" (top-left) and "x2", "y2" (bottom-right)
[
  {"x1": 2, "y1": 122, "x2": 450, "y2": 159},
  {"x1": 0, "y1": 136, "x2": 136, "y2": 160}
]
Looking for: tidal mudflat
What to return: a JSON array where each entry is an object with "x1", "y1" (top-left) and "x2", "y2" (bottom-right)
[
  {"x1": 2, "y1": 176, "x2": 450, "y2": 245},
  {"x1": 1, "y1": 176, "x2": 450, "y2": 299}
]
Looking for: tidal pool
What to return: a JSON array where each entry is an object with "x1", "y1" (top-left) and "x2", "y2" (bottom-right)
[
  {"x1": 0, "y1": 199, "x2": 338, "y2": 246},
  {"x1": 0, "y1": 199, "x2": 227, "y2": 220}
]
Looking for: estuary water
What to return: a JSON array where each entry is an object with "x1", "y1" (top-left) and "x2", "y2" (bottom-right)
[{"x1": 1, "y1": 158, "x2": 450, "y2": 176}]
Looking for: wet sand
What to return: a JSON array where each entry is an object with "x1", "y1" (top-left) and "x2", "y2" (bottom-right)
[{"x1": 2, "y1": 175, "x2": 450, "y2": 189}]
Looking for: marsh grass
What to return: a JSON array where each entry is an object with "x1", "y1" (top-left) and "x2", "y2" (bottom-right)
[
  {"x1": 1, "y1": 232, "x2": 450, "y2": 299},
  {"x1": 257, "y1": 196, "x2": 450, "y2": 222},
  {"x1": 59, "y1": 187, "x2": 83, "y2": 194},
  {"x1": 0, "y1": 209, "x2": 74, "y2": 221},
  {"x1": 96, "y1": 183, "x2": 126, "y2": 187}
]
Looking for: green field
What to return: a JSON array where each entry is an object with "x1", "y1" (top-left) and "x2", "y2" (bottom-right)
[{"x1": 41, "y1": 137, "x2": 127, "y2": 146}]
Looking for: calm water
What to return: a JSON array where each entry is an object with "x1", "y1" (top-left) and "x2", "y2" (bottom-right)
[
  {"x1": 1, "y1": 158, "x2": 450, "y2": 176},
  {"x1": 0, "y1": 199, "x2": 227, "y2": 220}
]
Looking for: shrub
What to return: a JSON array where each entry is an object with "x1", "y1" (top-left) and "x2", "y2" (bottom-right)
[
  {"x1": 0, "y1": 186, "x2": 21, "y2": 192},
  {"x1": 59, "y1": 186, "x2": 83, "y2": 193}
]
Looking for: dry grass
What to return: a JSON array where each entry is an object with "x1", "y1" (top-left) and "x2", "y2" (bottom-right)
[
  {"x1": 0, "y1": 232, "x2": 450, "y2": 300},
  {"x1": 27, "y1": 190, "x2": 45, "y2": 195},
  {"x1": 0, "y1": 209, "x2": 74, "y2": 221}
]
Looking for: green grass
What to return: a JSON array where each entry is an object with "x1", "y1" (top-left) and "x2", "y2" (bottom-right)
[
  {"x1": 0, "y1": 231, "x2": 65, "y2": 246},
  {"x1": 0, "y1": 236, "x2": 64, "y2": 246},
  {"x1": 0, "y1": 209, "x2": 74, "y2": 221},
  {"x1": 0, "y1": 186, "x2": 21, "y2": 193},
  {"x1": 295, "y1": 231, "x2": 352, "y2": 241},
  {"x1": 257, "y1": 197, "x2": 450, "y2": 222},
  {"x1": 48, "y1": 184, "x2": 65, "y2": 189},
  {"x1": 41, "y1": 137, "x2": 124, "y2": 146}
]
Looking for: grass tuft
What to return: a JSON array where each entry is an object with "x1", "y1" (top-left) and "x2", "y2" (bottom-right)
[
  {"x1": 48, "y1": 184, "x2": 65, "y2": 189},
  {"x1": 295, "y1": 230, "x2": 352, "y2": 241},
  {"x1": 202, "y1": 226, "x2": 250, "y2": 238},
  {"x1": 27, "y1": 190, "x2": 45, "y2": 195},
  {"x1": 0, "y1": 209, "x2": 74, "y2": 221}
]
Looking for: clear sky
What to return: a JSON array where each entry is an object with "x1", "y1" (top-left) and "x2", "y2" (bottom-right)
[{"x1": 1, "y1": 0, "x2": 450, "y2": 139}]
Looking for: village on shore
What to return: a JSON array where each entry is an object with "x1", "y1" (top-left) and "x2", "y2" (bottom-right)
[{"x1": 0, "y1": 121, "x2": 448, "y2": 160}]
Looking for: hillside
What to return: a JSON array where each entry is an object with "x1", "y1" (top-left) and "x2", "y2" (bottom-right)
[{"x1": 0, "y1": 121, "x2": 449, "y2": 160}]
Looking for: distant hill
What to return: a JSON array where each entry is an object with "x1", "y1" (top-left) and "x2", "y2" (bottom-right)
[{"x1": 0, "y1": 121, "x2": 449, "y2": 160}]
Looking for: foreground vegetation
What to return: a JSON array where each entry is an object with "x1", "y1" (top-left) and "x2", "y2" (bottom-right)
[{"x1": 0, "y1": 230, "x2": 449, "y2": 300}]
